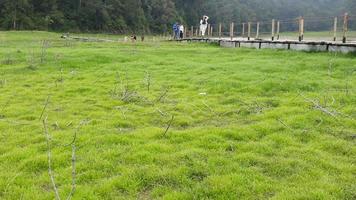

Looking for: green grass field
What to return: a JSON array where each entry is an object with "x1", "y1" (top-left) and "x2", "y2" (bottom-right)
[{"x1": 0, "y1": 31, "x2": 355, "y2": 200}]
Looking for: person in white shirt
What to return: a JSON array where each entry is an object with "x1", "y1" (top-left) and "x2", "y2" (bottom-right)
[
  {"x1": 200, "y1": 15, "x2": 209, "y2": 37},
  {"x1": 179, "y1": 25, "x2": 184, "y2": 39}
]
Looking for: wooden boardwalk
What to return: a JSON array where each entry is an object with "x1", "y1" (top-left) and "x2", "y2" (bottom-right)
[{"x1": 182, "y1": 37, "x2": 356, "y2": 53}]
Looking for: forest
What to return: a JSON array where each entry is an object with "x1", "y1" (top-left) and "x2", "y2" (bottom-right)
[{"x1": 0, "y1": 0, "x2": 355, "y2": 33}]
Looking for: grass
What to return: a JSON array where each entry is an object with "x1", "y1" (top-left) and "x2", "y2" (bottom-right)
[{"x1": 0, "y1": 31, "x2": 355, "y2": 200}]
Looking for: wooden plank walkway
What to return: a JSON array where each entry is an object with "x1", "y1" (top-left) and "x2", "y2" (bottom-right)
[{"x1": 181, "y1": 37, "x2": 356, "y2": 53}]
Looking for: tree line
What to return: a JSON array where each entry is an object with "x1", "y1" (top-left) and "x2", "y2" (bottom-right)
[{"x1": 0, "y1": 0, "x2": 354, "y2": 33}]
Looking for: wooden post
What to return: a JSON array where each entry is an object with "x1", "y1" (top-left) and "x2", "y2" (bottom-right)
[
  {"x1": 211, "y1": 26, "x2": 213, "y2": 37},
  {"x1": 247, "y1": 22, "x2": 251, "y2": 40},
  {"x1": 256, "y1": 22, "x2": 260, "y2": 39},
  {"x1": 196, "y1": 28, "x2": 198, "y2": 37},
  {"x1": 276, "y1": 21, "x2": 280, "y2": 40},
  {"x1": 333, "y1": 17, "x2": 337, "y2": 41},
  {"x1": 184, "y1": 26, "x2": 187, "y2": 39},
  {"x1": 343, "y1": 13, "x2": 348, "y2": 43},
  {"x1": 299, "y1": 17, "x2": 304, "y2": 42},
  {"x1": 191, "y1": 26, "x2": 194, "y2": 38},
  {"x1": 229, "y1": 23, "x2": 231, "y2": 38},
  {"x1": 242, "y1": 23, "x2": 245, "y2": 37},
  {"x1": 13, "y1": 7, "x2": 17, "y2": 30},
  {"x1": 298, "y1": 17, "x2": 301, "y2": 41},
  {"x1": 301, "y1": 18, "x2": 304, "y2": 41},
  {"x1": 230, "y1": 22, "x2": 234, "y2": 40},
  {"x1": 219, "y1": 23, "x2": 222, "y2": 39},
  {"x1": 207, "y1": 24, "x2": 210, "y2": 37},
  {"x1": 271, "y1": 19, "x2": 275, "y2": 41}
]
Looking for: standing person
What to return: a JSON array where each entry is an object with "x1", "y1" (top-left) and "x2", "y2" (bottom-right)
[
  {"x1": 173, "y1": 22, "x2": 179, "y2": 39},
  {"x1": 175, "y1": 23, "x2": 181, "y2": 40},
  {"x1": 179, "y1": 24, "x2": 184, "y2": 39},
  {"x1": 200, "y1": 15, "x2": 209, "y2": 37}
]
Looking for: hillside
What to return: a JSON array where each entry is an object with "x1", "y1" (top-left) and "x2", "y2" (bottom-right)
[{"x1": 0, "y1": 0, "x2": 353, "y2": 33}]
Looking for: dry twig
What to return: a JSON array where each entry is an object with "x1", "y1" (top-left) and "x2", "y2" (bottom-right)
[
  {"x1": 202, "y1": 101, "x2": 214, "y2": 114},
  {"x1": 156, "y1": 87, "x2": 169, "y2": 103},
  {"x1": 163, "y1": 115, "x2": 175, "y2": 137},
  {"x1": 156, "y1": 108, "x2": 166, "y2": 116},
  {"x1": 43, "y1": 116, "x2": 61, "y2": 200},
  {"x1": 144, "y1": 71, "x2": 151, "y2": 93},
  {"x1": 66, "y1": 144, "x2": 76, "y2": 200},
  {"x1": 43, "y1": 117, "x2": 82, "y2": 200},
  {"x1": 39, "y1": 95, "x2": 50, "y2": 120},
  {"x1": 276, "y1": 118, "x2": 293, "y2": 130},
  {"x1": 298, "y1": 92, "x2": 338, "y2": 118}
]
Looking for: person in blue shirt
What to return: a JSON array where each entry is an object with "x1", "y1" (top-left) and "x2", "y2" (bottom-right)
[{"x1": 173, "y1": 22, "x2": 180, "y2": 40}]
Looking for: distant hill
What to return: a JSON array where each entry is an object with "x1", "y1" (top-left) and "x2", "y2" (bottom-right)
[{"x1": 0, "y1": 0, "x2": 353, "y2": 33}]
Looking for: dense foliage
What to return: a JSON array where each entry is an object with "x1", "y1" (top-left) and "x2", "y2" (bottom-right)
[{"x1": 0, "y1": 0, "x2": 353, "y2": 33}]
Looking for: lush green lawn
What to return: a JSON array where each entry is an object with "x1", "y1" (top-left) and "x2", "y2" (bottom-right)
[{"x1": 0, "y1": 31, "x2": 355, "y2": 200}]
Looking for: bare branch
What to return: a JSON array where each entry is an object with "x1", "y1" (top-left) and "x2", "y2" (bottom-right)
[
  {"x1": 64, "y1": 120, "x2": 90, "y2": 200},
  {"x1": 276, "y1": 118, "x2": 293, "y2": 131},
  {"x1": 66, "y1": 121, "x2": 73, "y2": 127},
  {"x1": 114, "y1": 106, "x2": 128, "y2": 119},
  {"x1": 156, "y1": 108, "x2": 166, "y2": 116},
  {"x1": 42, "y1": 117, "x2": 84, "y2": 200},
  {"x1": 66, "y1": 144, "x2": 76, "y2": 200},
  {"x1": 202, "y1": 101, "x2": 214, "y2": 113},
  {"x1": 156, "y1": 87, "x2": 169, "y2": 103},
  {"x1": 163, "y1": 115, "x2": 175, "y2": 137},
  {"x1": 298, "y1": 92, "x2": 338, "y2": 118},
  {"x1": 63, "y1": 120, "x2": 87, "y2": 147},
  {"x1": 144, "y1": 71, "x2": 151, "y2": 93},
  {"x1": 42, "y1": 116, "x2": 61, "y2": 200},
  {"x1": 39, "y1": 95, "x2": 50, "y2": 121}
]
